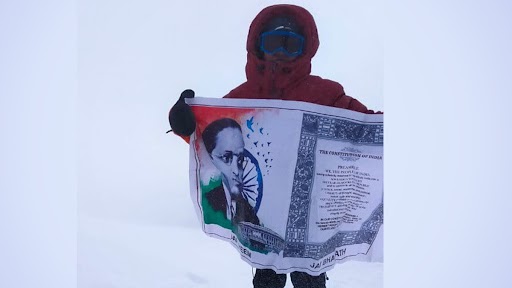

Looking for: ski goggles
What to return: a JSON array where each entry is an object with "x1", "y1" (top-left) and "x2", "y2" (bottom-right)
[{"x1": 259, "y1": 30, "x2": 305, "y2": 57}]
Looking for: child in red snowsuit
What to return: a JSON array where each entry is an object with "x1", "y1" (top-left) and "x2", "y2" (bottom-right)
[{"x1": 169, "y1": 4, "x2": 381, "y2": 288}]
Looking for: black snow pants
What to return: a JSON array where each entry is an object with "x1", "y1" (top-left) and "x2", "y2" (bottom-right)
[{"x1": 253, "y1": 268, "x2": 327, "y2": 288}]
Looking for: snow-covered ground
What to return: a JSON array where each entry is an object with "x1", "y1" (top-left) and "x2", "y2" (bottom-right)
[{"x1": 79, "y1": 216, "x2": 382, "y2": 288}]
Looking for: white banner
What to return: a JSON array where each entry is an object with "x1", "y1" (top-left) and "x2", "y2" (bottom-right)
[{"x1": 186, "y1": 97, "x2": 383, "y2": 275}]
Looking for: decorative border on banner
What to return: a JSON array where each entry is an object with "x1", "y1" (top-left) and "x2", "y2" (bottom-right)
[{"x1": 284, "y1": 113, "x2": 384, "y2": 259}]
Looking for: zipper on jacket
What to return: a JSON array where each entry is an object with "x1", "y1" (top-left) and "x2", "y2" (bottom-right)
[{"x1": 270, "y1": 62, "x2": 279, "y2": 98}]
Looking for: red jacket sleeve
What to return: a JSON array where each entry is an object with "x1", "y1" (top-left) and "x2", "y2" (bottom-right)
[
  {"x1": 176, "y1": 134, "x2": 190, "y2": 143},
  {"x1": 332, "y1": 93, "x2": 383, "y2": 114}
]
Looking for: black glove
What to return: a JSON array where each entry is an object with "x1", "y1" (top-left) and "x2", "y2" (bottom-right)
[{"x1": 168, "y1": 89, "x2": 196, "y2": 136}]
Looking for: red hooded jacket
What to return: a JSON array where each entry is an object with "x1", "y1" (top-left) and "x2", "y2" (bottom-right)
[{"x1": 224, "y1": 4, "x2": 380, "y2": 114}]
